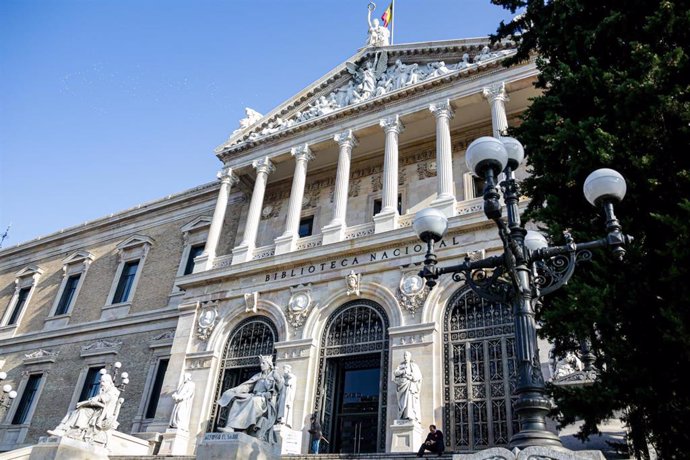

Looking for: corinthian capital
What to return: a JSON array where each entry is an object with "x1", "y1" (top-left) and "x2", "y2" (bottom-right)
[
  {"x1": 252, "y1": 157, "x2": 276, "y2": 175},
  {"x1": 380, "y1": 115, "x2": 405, "y2": 134},
  {"x1": 429, "y1": 99, "x2": 455, "y2": 120},
  {"x1": 291, "y1": 143, "x2": 314, "y2": 163},
  {"x1": 334, "y1": 130, "x2": 359, "y2": 149},
  {"x1": 482, "y1": 82, "x2": 508, "y2": 103},
  {"x1": 217, "y1": 166, "x2": 239, "y2": 185}
]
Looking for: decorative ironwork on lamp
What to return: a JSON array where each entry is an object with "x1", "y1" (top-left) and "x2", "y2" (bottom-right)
[{"x1": 413, "y1": 135, "x2": 632, "y2": 448}]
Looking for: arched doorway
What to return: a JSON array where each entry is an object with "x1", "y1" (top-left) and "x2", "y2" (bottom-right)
[
  {"x1": 209, "y1": 316, "x2": 278, "y2": 431},
  {"x1": 313, "y1": 300, "x2": 389, "y2": 454},
  {"x1": 443, "y1": 287, "x2": 518, "y2": 452}
]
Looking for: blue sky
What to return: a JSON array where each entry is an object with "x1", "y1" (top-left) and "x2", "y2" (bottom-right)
[{"x1": 0, "y1": 0, "x2": 518, "y2": 248}]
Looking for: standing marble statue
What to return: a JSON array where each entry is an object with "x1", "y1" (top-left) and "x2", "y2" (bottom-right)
[
  {"x1": 217, "y1": 355, "x2": 284, "y2": 443},
  {"x1": 49, "y1": 373, "x2": 121, "y2": 444},
  {"x1": 277, "y1": 364, "x2": 296, "y2": 428},
  {"x1": 393, "y1": 351, "x2": 422, "y2": 422},
  {"x1": 366, "y1": 3, "x2": 390, "y2": 47},
  {"x1": 169, "y1": 372, "x2": 195, "y2": 431}
]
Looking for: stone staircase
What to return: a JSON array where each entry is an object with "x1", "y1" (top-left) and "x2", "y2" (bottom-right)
[{"x1": 111, "y1": 454, "x2": 454, "y2": 460}]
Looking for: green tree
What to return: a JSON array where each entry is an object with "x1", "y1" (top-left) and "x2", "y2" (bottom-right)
[{"x1": 489, "y1": 1, "x2": 690, "y2": 458}]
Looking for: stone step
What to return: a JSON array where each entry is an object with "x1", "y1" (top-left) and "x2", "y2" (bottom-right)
[{"x1": 111, "y1": 454, "x2": 453, "y2": 460}]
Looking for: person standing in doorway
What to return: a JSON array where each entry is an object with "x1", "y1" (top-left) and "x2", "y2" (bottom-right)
[
  {"x1": 308, "y1": 412, "x2": 323, "y2": 454},
  {"x1": 417, "y1": 424, "x2": 444, "y2": 457}
]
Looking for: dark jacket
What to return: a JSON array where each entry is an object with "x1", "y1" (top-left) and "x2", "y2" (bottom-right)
[
  {"x1": 424, "y1": 430, "x2": 444, "y2": 452},
  {"x1": 308, "y1": 419, "x2": 322, "y2": 441}
]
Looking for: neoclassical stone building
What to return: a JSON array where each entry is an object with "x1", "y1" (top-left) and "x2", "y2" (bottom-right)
[{"x1": 0, "y1": 37, "x2": 562, "y2": 456}]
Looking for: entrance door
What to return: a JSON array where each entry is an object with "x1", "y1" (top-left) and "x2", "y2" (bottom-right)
[{"x1": 331, "y1": 356, "x2": 380, "y2": 454}]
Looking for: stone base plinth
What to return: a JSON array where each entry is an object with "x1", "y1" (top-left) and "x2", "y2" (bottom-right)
[
  {"x1": 196, "y1": 432, "x2": 280, "y2": 460},
  {"x1": 158, "y1": 428, "x2": 189, "y2": 456},
  {"x1": 274, "y1": 425, "x2": 303, "y2": 455},
  {"x1": 274, "y1": 234, "x2": 296, "y2": 255},
  {"x1": 389, "y1": 420, "x2": 423, "y2": 453},
  {"x1": 373, "y1": 210, "x2": 399, "y2": 233},
  {"x1": 29, "y1": 436, "x2": 108, "y2": 460},
  {"x1": 453, "y1": 446, "x2": 606, "y2": 460},
  {"x1": 231, "y1": 245, "x2": 253, "y2": 265},
  {"x1": 430, "y1": 195, "x2": 457, "y2": 217},
  {"x1": 321, "y1": 223, "x2": 344, "y2": 245},
  {"x1": 107, "y1": 430, "x2": 150, "y2": 456}
]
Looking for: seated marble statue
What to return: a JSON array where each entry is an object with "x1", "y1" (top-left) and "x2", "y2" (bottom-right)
[
  {"x1": 217, "y1": 355, "x2": 284, "y2": 442},
  {"x1": 49, "y1": 373, "x2": 121, "y2": 445}
]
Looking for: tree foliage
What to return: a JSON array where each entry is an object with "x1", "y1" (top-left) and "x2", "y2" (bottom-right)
[{"x1": 489, "y1": 1, "x2": 690, "y2": 458}]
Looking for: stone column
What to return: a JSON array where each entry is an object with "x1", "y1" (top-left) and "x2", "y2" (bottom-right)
[
  {"x1": 482, "y1": 81, "x2": 509, "y2": 138},
  {"x1": 195, "y1": 166, "x2": 238, "y2": 271},
  {"x1": 374, "y1": 115, "x2": 404, "y2": 233},
  {"x1": 322, "y1": 130, "x2": 358, "y2": 245},
  {"x1": 429, "y1": 99, "x2": 457, "y2": 217},
  {"x1": 275, "y1": 144, "x2": 314, "y2": 255},
  {"x1": 232, "y1": 157, "x2": 275, "y2": 264}
]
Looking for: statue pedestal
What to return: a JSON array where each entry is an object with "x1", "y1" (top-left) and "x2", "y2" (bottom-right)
[
  {"x1": 389, "y1": 420, "x2": 423, "y2": 453},
  {"x1": 158, "y1": 428, "x2": 189, "y2": 456},
  {"x1": 274, "y1": 425, "x2": 303, "y2": 455},
  {"x1": 29, "y1": 435, "x2": 108, "y2": 460},
  {"x1": 196, "y1": 432, "x2": 280, "y2": 460}
]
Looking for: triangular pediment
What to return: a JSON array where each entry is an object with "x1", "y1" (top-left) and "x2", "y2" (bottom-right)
[
  {"x1": 116, "y1": 234, "x2": 155, "y2": 251},
  {"x1": 180, "y1": 216, "x2": 212, "y2": 233},
  {"x1": 15, "y1": 264, "x2": 44, "y2": 278},
  {"x1": 216, "y1": 38, "x2": 517, "y2": 157},
  {"x1": 62, "y1": 250, "x2": 95, "y2": 266}
]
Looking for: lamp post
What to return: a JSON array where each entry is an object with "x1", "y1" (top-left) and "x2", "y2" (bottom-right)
[
  {"x1": 413, "y1": 136, "x2": 632, "y2": 448},
  {"x1": 0, "y1": 372, "x2": 17, "y2": 413}
]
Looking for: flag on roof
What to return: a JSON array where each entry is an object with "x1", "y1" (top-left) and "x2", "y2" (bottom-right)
[{"x1": 381, "y1": 2, "x2": 393, "y2": 28}]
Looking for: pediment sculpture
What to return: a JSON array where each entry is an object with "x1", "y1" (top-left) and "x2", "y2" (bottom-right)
[{"x1": 241, "y1": 47, "x2": 515, "y2": 144}]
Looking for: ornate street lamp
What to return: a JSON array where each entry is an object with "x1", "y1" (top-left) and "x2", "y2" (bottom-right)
[
  {"x1": 413, "y1": 136, "x2": 632, "y2": 448},
  {"x1": 0, "y1": 371, "x2": 17, "y2": 412}
]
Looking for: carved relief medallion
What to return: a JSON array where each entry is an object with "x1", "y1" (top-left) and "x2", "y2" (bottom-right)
[
  {"x1": 197, "y1": 301, "x2": 219, "y2": 341},
  {"x1": 286, "y1": 284, "x2": 314, "y2": 328},
  {"x1": 396, "y1": 271, "x2": 429, "y2": 316}
]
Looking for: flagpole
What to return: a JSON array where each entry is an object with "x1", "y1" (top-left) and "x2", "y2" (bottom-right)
[{"x1": 391, "y1": 0, "x2": 395, "y2": 44}]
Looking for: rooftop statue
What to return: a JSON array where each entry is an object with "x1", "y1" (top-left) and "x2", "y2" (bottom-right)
[
  {"x1": 366, "y1": 2, "x2": 390, "y2": 47},
  {"x1": 231, "y1": 107, "x2": 263, "y2": 137}
]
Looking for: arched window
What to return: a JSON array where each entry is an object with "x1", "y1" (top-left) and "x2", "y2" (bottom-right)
[
  {"x1": 443, "y1": 287, "x2": 518, "y2": 451},
  {"x1": 209, "y1": 316, "x2": 278, "y2": 431}
]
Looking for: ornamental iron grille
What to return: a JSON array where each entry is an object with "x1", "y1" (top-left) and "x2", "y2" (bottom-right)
[
  {"x1": 443, "y1": 286, "x2": 518, "y2": 451},
  {"x1": 209, "y1": 316, "x2": 278, "y2": 431},
  {"x1": 313, "y1": 300, "x2": 389, "y2": 453}
]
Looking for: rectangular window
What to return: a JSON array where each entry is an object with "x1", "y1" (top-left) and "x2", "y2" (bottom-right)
[
  {"x1": 11, "y1": 374, "x2": 43, "y2": 425},
  {"x1": 183, "y1": 244, "x2": 205, "y2": 276},
  {"x1": 473, "y1": 177, "x2": 487, "y2": 199},
  {"x1": 79, "y1": 367, "x2": 104, "y2": 401},
  {"x1": 55, "y1": 274, "x2": 81, "y2": 316},
  {"x1": 145, "y1": 358, "x2": 169, "y2": 419},
  {"x1": 298, "y1": 216, "x2": 314, "y2": 238},
  {"x1": 373, "y1": 194, "x2": 402, "y2": 216},
  {"x1": 7, "y1": 287, "x2": 31, "y2": 326},
  {"x1": 113, "y1": 260, "x2": 139, "y2": 304}
]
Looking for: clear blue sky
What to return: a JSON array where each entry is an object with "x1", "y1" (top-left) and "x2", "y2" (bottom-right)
[{"x1": 0, "y1": 0, "x2": 518, "y2": 248}]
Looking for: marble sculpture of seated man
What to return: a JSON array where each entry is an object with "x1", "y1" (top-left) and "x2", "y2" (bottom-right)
[{"x1": 217, "y1": 354, "x2": 284, "y2": 443}]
